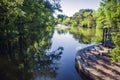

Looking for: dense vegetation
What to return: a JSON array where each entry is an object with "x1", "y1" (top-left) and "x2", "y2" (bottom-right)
[
  {"x1": 97, "y1": 0, "x2": 120, "y2": 28},
  {"x1": 56, "y1": 9, "x2": 97, "y2": 28},
  {"x1": 0, "y1": 0, "x2": 61, "y2": 49},
  {"x1": 98, "y1": 0, "x2": 120, "y2": 63},
  {"x1": 55, "y1": 14, "x2": 70, "y2": 25},
  {"x1": 0, "y1": 0, "x2": 62, "y2": 80},
  {"x1": 56, "y1": 0, "x2": 120, "y2": 29},
  {"x1": 71, "y1": 9, "x2": 97, "y2": 28},
  {"x1": 97, "y1": 0, "x2": 120, "y2": 63}
]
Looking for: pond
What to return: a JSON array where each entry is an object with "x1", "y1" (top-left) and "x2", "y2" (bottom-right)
[{"x1": 0, "y1": 28, "x2": 102, "y2": 80}]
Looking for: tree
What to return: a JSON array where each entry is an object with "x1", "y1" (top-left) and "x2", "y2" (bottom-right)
[
  {"x1": 71, "y1": 9, "x2": 96, "y2": 28},
  {"x1": 62, "y1": 17, "x2": 71, "y2": 25},
  {"x1": 71, "y1": 21, "x2": 77, "y2": 28},
  {"x1": 0, "y1": 0, "x2": 62, "y2": 79},
  {"x1": 56, "y1": 14, "x2": 68, "y2": 24},
  {"x1": 97, "y1": 0, "x2": 120, "y2": 28},
  {"x1": 97, "y1": 0, "x2": 120, "y2": 63}
]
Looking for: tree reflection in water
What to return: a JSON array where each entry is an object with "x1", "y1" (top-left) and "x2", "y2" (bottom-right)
[
  {"x1": 0, "y1": 27, "x2": 63, "y2": 80},
  {"x1": 55, "y1": 27, "x2": 103, "y2": 44},
  {"x1": 34, "y1": 46, "x2": 63, "y2": 79},
  {"x1": 70, "y1": 28, "x2": 103, "y2": 44}
]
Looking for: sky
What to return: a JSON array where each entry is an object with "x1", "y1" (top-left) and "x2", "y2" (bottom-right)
[{"x1": 55, "y1": 0, "x2": 101, "y2": 17}]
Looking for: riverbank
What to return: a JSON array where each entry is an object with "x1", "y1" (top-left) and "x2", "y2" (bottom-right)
[
  {"x1": 75, "y1": 44, "x2": 120, "y2": 80},
  {"x1": 55, "y1": 24, "x2": 70, "y2": 29}
]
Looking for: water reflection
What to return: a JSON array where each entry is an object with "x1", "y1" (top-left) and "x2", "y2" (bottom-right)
[
  {"x1": 70, "y1": 28, "x2": 103, "y2": 44},
  {"x1": 0, "y1": 26, "x2": 63, "y2": 80},
  {"x1": 0, "y1": 26, "x2": 103, "y2": 80},
  {"x1": 56, "y1": 28, "x2": 69, "y2": 35},
  {"x1": 55, "y1": 28, "x2": 103, "y2": 44},
  {"x1": 34, "y1": 47, "x2": 64, "y2": 80}
]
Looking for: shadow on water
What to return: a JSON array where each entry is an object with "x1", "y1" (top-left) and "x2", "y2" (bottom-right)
[
  {"x1": 0, "y1": 26, "x2": 64, "y2": 80},
  {"x1": 34, "y1": 46, "x2": 64, "y2": 79},
  {"x1": 0, "y1": 41, "x2": 64, "y2": 80}
]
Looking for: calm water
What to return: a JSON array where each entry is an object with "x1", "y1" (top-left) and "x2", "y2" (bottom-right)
[
  {"x1": 0, "y1": 28, "x2": 102, "y2": 80},
  {"x1": 35, "y1": 28, "x2": 102, "y2": 80}
]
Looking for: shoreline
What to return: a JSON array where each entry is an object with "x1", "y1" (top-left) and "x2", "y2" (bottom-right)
[{"x1": 75, "y1": 44, "x2": 120, "y2": 80}]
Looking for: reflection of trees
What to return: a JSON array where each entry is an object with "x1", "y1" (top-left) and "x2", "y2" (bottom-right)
[
  {"x1": 70, "y1": 28, "x2": 103, "y2": 44},
  {"x1": 34, "y1": 47, "x2": 63, "y2": 79},
  {"x1": 0, "y1": 27, "x2": 63, "y2": 80},
  {"x1": 56, "y1": 28, "x2": 69, "y2": 35}
]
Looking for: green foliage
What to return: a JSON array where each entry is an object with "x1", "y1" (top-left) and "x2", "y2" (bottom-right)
[
  {"x1": 97, "y1": 0, "x2": 120, "y2": 28},
  {"x1": 62, "y1": 17, "x2": 71, "y2": 25},
  {"x1": 97, "y1": 0, "x2": 120, "y2": 63},
  {"x1": 70, "y1": 28, "x2": 103, "y2": 44},
  {"x1": 95, "y1": 29, "x2": 103, "y2": 43},
  {"x1": 110, "y1": 31, "x2": 120, "y2": 63},
  {"x1": 71, "y1": 21, "x2": 77, "y2": 28},
  {"x1": 56, "y1": 9, "x2": 97, "y2": 28},
  {"x1": 57, "y1": 18, "x2": 62, "y2": 24},
  {"x1": 0, "y1": 0, "x2": 61, "y2": 42},
  {"x1": 71, "y1": 9, "x2": 97, "y2": 28},
  {"x1": 0, "y1": 0, "x2": 61, "y2": 79},
  {"x1": 18, "y1": 63, "x2": 24, "y2": 70},
  {"x1": 57, "y1": 14, "x2": 68, "y2": 20},
  {"x1": 110, "y1": 46, "x2": 120, "y2": 63},
  {"x1": 56, "y1": 14, "x2": 69, "y2": 25}
]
